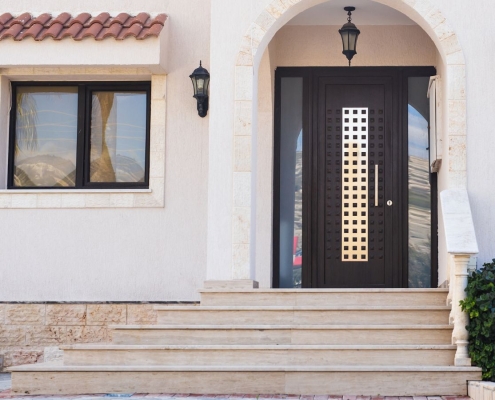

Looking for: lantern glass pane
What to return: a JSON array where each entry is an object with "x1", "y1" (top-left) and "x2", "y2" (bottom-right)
[
  {"x1": 204, "y1": 77, "x2": 210, "y2": 94},
  {"x1": 341, "y1": 30, "x2": 349, "y2": 51},
  {"x1": 348, "y1": 32, "x2": 357, "y2": 52},
  {"x1": 191, "y1": 77, "x2": 198, "y2": 95}
]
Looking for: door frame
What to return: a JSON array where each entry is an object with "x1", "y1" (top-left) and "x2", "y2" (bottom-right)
[{"x1": 272, "y1": 66, "x2": 438, "y2": 289}]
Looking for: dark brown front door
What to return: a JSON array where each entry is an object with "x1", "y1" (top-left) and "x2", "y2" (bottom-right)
[
  {"x1": 312, "y1": 75, "x2": 396, "y2": 287},
  {"x1": 273, "y1": 67, "x2": 438, "y2": 289}
]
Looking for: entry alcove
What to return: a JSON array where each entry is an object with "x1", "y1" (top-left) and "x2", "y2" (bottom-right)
[{"x1": 253, "y1": 0, "x2": 445, "y2": 289}]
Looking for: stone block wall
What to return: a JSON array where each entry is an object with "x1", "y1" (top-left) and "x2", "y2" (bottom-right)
[{"x1": 0, "y1": 303, "x2": 170, "y2": 369}]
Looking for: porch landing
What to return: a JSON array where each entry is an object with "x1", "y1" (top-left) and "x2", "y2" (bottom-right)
[{"x1": 0, "y1": 376, "x2": 476, "y2": 400}]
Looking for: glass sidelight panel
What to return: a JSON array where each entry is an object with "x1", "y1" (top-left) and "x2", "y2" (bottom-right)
[
  {"x1": 408, "y1": 77, "x2": 432, "y2": 287},
  {"x1": 279, "y1": 77, "x2": 303, "y2": 288}
]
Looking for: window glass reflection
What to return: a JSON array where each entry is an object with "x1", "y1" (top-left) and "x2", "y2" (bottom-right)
[
  {"x1": 90, "y1": 92, "x2": 147, "y2": 183},
  {"x1": 14, "y1": 87, "x2": 78, "y2": 187}
]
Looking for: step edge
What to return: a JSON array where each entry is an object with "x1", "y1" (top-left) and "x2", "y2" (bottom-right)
[
  {"x1": 110, "y1": 324, "x2": 454, "y2": 330},
  {"x1": 60, "y1": 344, "x2": 457, "y2": 351},
  {"x1": 8, "y1": 364, "x2": 481, "y2": 372},
  {"x1": 199, "y1": 289, "x2": 449, "y2": 293},
  {"x1": 154, "y1": 306, "x2": 451, "y2": 311}
]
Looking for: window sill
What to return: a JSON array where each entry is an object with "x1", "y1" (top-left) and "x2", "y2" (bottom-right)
[
  {"x1": 0, "y1": 189, "x2": 152, "y2": 194},
  {"x1": 0, "y1": 185, "x2": 163, "y2": 209}
]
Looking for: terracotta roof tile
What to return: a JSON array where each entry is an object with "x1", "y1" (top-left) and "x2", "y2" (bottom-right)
[
  {"x1": 137, "y1": 23, "x2": 164, "y2": 40},
  {"x1": 59, "y1": 22, "x2": 84, "y2": 39},
  {"x1": 86, "y1": 12, "x2": 110, "y2": 27},
  {"x1": 50, "y1": 12, "x2": 71, "y2": 26},
  {"x1": 0, "y1": 12, "x2": 167, "y2": 41},
  {"x1": 17, "y1": 23, "x2": 44, "y2": 40},
  {"x1": 24, "y1": 13, "x2": 51, "y2": 28},
  {"x1": 110, "y1": 13, "x2": 131, "y2": 27},
  {"x1": 0, "y1": 13, "x2": 13, "y2": 27},
  {"x1": 125, "y1": 12, "x2": 149, "y2": 28},
  {"x1": 69, "y1": 13, "x2": 92, "y2": 27},
  {"x1": 75, "y1": 22, "x2": 103, "y2": 40},
  {"x1": 43, "y1": 22, "x2": 65, "y2": 39},
  {"x1": 116, "y1": 23, "x2": 143, "y2": 40},
  {"x1": 0, "y1": 23, "x2": 24, "y2": 40},
  {"x1": 11, "y1": 12, "x2": 32, "y2": 26}
]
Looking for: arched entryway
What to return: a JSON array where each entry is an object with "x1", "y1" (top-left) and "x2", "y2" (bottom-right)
[{"x1": 230, "y1": 0, "x2": 467, "y2": 288}]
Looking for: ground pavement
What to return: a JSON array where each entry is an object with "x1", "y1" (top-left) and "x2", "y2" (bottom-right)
[{"x1": 0, "y1": 373, "x2": 472, "y2": 400}]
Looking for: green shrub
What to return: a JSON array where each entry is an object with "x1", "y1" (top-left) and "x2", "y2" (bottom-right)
[{"x1": 460, "y1": 259, "x2": 495, "y2": 381}]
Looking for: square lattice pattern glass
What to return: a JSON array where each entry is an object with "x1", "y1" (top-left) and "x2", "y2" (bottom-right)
[{"x1": 342, "y1": 107, "x2": 368, "y2": 262}]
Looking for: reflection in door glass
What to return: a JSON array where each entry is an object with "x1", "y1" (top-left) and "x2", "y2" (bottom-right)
[
  {"x1": 279, "y1": 77, "x2": 303, "y2": 288},
  {"x1": 408, "y1": 77, "x2": 431, "y2": 287}
]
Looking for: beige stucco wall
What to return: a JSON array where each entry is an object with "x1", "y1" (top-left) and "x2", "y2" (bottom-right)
[
  {"x1": 271, "y1": 25, "x2": 437, "y2": 67},
  {"x1": 0, "y1": 0, "x2": 210, "y2": 301}
]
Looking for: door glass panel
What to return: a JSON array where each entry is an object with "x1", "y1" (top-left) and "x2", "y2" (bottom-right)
[
  {"x1": 342, "y1": 108, "x2": 369, "y2": 262},
  {"x1": 279, "y1": 77, "x2": 303, "y2": 288},
  {"x1": 408, "y1": 77, "x2": 432, "y2": 287}
]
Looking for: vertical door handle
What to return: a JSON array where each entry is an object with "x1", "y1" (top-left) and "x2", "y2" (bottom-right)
[{"x1": 375, "y1": 164, "x2": 378, "y2": 207}]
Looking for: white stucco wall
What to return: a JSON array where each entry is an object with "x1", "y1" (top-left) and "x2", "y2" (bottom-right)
[
  {"x1": 0, "y1": 0, "x2": 210, "y2": 301},
  {"x1": 437, "y1": 0, "x2": 495, "y2": 268}
]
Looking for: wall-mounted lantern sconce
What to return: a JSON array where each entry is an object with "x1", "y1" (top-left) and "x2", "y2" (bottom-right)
[
  {"x1": 339, "y1": 7, "x2": 360, "y2": 66},
  {"x1": 189, "y1": 61, "x2": 210, "y2": 117}
]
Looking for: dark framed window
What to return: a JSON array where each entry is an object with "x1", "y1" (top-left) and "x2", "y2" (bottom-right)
[{"x1": 8, "y1": 81, "x2": 151, "y2": 189}]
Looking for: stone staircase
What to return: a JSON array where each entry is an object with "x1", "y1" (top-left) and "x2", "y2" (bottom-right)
[{"x1": 9, "y1": 288, "x2": 481, "y2": 395}]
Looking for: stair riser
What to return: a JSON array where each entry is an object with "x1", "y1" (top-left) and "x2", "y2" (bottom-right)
[
  {"x1": 12, "y1": 370, "x2": 480, "y2": 395},
  {"x1": 156, "y1": 310, "x2": 450, "y2": 325},
  {"x1": 201, "y1": 292, "x2": 448, "y2": 307},
  {"x1": 112, "y1": 328, "x2": 453, "y2": 345},
  {"x1": 63, "y1": 349, "x2": 456, "y2": 366}
]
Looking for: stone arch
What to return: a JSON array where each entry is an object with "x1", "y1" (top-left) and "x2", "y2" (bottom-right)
[{"x1": 231, "y1": 0, "x2": 466, "y2": 280}]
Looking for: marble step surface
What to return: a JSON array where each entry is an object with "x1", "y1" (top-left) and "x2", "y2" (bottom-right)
[
  {"x1": 111, "y1": 324, "x2": 454, "y2": 345},
  {"x1": 154, "y1": 306, "x2": 451, "y2": 325},
  {"x1": 60, "y1": 344, "x2": 457, "y2": 366},
  {"x1": 200, "y1": 288, "x2": 449, "y2": 307},
  {"x1": 8, "y1": 362, "x2": 482, "y2": 396}
]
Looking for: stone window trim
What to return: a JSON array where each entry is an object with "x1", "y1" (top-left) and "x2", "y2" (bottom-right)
[{"x1": 0, "y1": 69, "x2": 166, "y2": 209}]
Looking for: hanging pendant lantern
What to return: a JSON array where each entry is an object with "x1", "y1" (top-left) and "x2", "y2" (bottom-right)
[{"x1": 339, "y1": 6, "x2": 360, "y2": 67}]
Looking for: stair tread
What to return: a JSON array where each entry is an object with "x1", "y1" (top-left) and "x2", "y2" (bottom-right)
[
  {"x1": 9, "y1": 362, "x2": 480, "y2": 372},
  {"x1": 154, "y1": 305, "x2": 451, "y2": 311},
  {"x1": 200, "y1": 288, "x2": 449, "y2": 293},
  {"x1": 60, "y1": 344, "x2": 457, "y2": 350},
  {"x1": 111, "y1": 324, "x2": 454, "y2": 330}
]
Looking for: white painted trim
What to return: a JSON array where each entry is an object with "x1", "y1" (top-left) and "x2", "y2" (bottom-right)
[{"x1": 0, "y1": 34, "x2": 169, "y2": 74}]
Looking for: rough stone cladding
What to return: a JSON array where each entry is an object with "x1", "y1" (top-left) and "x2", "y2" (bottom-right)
[{"x1": 0, "y1": 303, "x2": 168, "y2": 369}]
